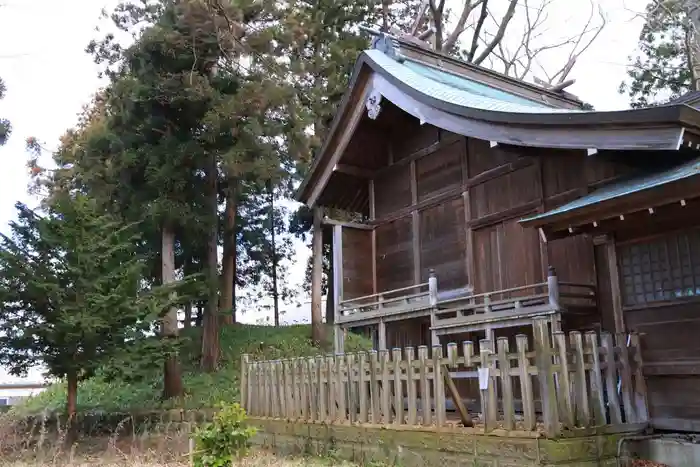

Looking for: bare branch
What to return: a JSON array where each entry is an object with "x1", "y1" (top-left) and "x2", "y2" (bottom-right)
[
  {"x1": 409, "y1": 0, "x2": 430, "y2": 36},
  {"x1": 466, "y1": 0, "x2": 489, "y2": 62},
  {"x1": 427, "y1": 0, "x2": 446, "y2": 49},
  {"x1": 547, "y1": 0, "x2": 607, "y2": 84},
  {"x1": 472, "y1": 0, "x2": 518, "y2": 65},
  {"x1": 443, "y1": 0, "x2": 484, "y2": 51}
]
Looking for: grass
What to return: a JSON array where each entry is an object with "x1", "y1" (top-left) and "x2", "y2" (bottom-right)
[
  {"x1": 0, "y1": 409, "x2": 364, "y2": 467},
  {"x1": 14, "y1": 324, "x2": 371, "y2": 415}
]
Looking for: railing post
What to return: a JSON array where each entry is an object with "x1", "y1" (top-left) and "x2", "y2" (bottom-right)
[
  {"x1": 547, "y1": 266, "x2": 560, "y2": 310},
  {"x1": 429, "y1": 269, "x2": 440, "y2": 346},
  {"x1": 429, "y1": 269, "x2": 438, "y2": 307}
]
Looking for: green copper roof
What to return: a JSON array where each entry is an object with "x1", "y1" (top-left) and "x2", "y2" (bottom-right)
[
  {"x1": 365, "y1": 49, "x2": 582, "y2": 114},
  {"x1": 521, "y1": 157, "x2": 700, "y2": 224}
]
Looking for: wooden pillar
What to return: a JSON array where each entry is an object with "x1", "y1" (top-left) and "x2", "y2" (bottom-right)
[
  {"x1": 333, "y1": 224, "x2": 345, "y2": 353},
  {"x1": 369, "y1": 179, "x2": 377, "y2": 294},
  {"x1": 311, "y1": 207, "x2": 324, "y2": 344},
  {"x1": 410, "y1": 161, "x2": 420, "y2": 284},
  {"x1": 378, "y1": 319, "x2": 387, "y2": 351},
  {"x1": 547, "y1": 266, "x2": 562, "y2": 332},
  {"x1": 547, "y1": 266, "x2": 560, "y2": 309},
  {"x1": 606, "y1": 237, "x2": 626, "y2": 333}
]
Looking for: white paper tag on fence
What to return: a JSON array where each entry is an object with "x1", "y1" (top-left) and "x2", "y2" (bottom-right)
[{"x1": 478, "y1": 368, "x2": 490, "y2": 390}]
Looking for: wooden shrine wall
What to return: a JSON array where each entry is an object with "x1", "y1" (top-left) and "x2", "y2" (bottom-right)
[{"x1": 370, "y1": 116, "x2": 630, "y2": 310}]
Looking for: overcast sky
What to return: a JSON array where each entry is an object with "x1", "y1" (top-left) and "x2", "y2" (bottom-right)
[{"x1": 0, "y1": 0, "x2": 650, "y2": 380}]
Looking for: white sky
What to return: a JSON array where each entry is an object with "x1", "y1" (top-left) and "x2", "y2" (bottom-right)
[{"x1": 0, "y1": 0, "x2": 650, "y2": 379}]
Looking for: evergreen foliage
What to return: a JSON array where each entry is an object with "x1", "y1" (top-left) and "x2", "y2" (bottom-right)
[
  {"x1": 620, "y1": 1, "x2": 693, "y2": 107},
  {"x1": 0, "y1": 195, "x2": 171, "y2": 417}
]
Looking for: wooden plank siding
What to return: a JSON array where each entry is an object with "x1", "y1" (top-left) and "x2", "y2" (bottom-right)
[
  {"x1": 341, "y1": 228, "x2": 374, "y2": 300},
  {"x1": 370, "y1": 122, "x2": 627, "y2": 317}
]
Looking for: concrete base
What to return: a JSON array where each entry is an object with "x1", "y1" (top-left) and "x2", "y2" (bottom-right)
[{"x1": 626, "y1": 437, "x2": 700, "y2": 467}]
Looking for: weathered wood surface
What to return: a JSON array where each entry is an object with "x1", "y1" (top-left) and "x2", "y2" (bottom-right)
[{"x1": 242, "y1": 318, "x2": 648, "y2": 437}]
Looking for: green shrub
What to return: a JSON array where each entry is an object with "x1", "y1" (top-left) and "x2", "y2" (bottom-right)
[
  {"x1": 192, "y1": 402, "x2": 257, "y2": 466},
  {"x1": 13, "y1": 324, "x2": 373, "y2": 415}
]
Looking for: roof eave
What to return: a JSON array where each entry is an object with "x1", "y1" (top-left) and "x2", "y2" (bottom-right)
[{"x1": 294, "y1": 57, "x2": 372, "y2": 205}]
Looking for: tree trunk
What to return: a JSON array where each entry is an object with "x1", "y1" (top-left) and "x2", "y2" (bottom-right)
[
  {"x1": 162, "y1": 226, "x2": 184, "y2": 399},
  {"x1": 200, "y1": 152, "x2": 220, "y2": 372},
  {"x1": 66, "y1": 370, "x2": 78, "y2": 444},
  {"x1": 183, "y1": 302, "x2": 192, "y2": 329},
  {"x1": 269, "y1": 181, "x2": 280, "y2": 327},
  {"x1": 220, "y1": 180, "x2": 237, "y2": 325},
  {"x1": 311, "y1": 207, "x2": 325, "y2": 344}
]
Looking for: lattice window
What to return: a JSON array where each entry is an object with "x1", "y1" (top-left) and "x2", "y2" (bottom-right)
[{"x1": 619, "y1": 229, "x2": 700, "y2": 307}]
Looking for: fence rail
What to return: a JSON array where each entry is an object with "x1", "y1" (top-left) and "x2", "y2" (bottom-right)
[{"x1": 240, "y1": 318, "x2": 648, "y2": 437}]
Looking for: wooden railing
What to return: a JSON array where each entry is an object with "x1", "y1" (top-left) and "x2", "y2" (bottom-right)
[
  {"x1": 336, "y1": 267, "x2": 596, "y2": 331},
  {"x1": 240, "y1": 318, "x2": 648, "y2": 437},
  {"x1": 337, "y1": 280, "x2": 433, "y2": 322}
]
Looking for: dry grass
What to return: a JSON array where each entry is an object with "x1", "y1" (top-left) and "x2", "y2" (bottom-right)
[
  {"x1": 0, "y1": 452, "x2": 358, "y2": 467},
  {"x1": 0, "y1": 413, "x2": 357, "y2": 467}
]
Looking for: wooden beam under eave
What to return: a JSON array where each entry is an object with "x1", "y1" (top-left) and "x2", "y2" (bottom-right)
[
  {"x1": 307, "y1": 78, "x2": 370, "y2": 208},
  {"x1": 333, "y1": 163, "x2": 375, "y2": 179},
  {"x1": 322, "y1": 218, "x2": 373, "y2": 230}
]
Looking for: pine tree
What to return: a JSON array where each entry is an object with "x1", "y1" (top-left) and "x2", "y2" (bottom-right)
[
  {"x1": 0, "y1": 195, "x2": 167, "y2": 421},
  {"x1": 620, "y1": 1, "x2": 693, "y2": 107}
]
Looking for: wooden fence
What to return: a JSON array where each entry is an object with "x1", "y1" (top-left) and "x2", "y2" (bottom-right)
[{"x1": 240, "y1": 318, "x2": 648, "y2": 437}]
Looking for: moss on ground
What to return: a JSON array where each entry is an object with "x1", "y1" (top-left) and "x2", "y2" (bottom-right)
[{"x1": 14, "y1": 324, "x2": 371, "y2": 415}]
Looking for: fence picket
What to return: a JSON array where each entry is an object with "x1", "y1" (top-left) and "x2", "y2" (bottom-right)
[
  {"x1": 380, "y1": 349, "x2": 391, "y2": 424},
  {"x1": 432, "y1": 345, "x2": 446, "y2": 427},
  {"x1": 326, "y1": 355, "x2": 336, "y2": 421},
  {"x1": 405, "y1": 347, "x2": 417, "y2": 425},
  {"x1": 463, "y1": 341, "x2": 474, "y2": 366},
  {"x1": 616, "y1": 333, "x2": 636, "y2": 423},
  {"x1": 629, "y1": 333, "x2": 649, "y2": 422},
  {"x1": 369, "y1": 350, "x2": 380, "y2": 424},
  {"x1": 497, "y1": 337, "x2": 514, "y2": 430},
  {"x1": 553, "y1": 331, "x2": 574, "y2": 428},
  {"x1": 585, "y1": 332, "x2": 606, "y2": 425},
  {"x1": 346, "y1": 353, "x2": 357, "y2": 423},
  {"x1": 516, "y1": 334, "x2": 535, "y2": 430},
  {"x1": 358, "y1": 352, "x2": 368, "y2": 423},
  {"x1": 316, "y1": 355, "x2": 326, "y2": 421},
  {"x1": 393, "y1": 348, "x2": 404, "y2": 425},
  {"x1": 601, "y1": 333, "x2": 622, "y2": 424},
  {"x1": 479, "y1": 340, "x2": 496, "y2": 432},
  {"x1": 336, "y1": 354, "x2": 347, "y2": 422},
  {"x1": 270, "y1": 361, "x2": 279, "y2": 417},
  {"x1": 241, "y1": 355, "x2": 250, "y2": 413},
  {"x1": 570, "y1": 332, "x2": 590, "y2": 426},
  {"x1": 533, "y1": 318, "x2": 560, "y2": 437},
  {"x1": 418, "y1": 346, "x2": 431, "y2": 426}
]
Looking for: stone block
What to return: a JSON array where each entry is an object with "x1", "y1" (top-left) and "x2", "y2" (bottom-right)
[
  {"x1": 474, "y1": 437, "x2": 539, "y2": 462},
  {"x1": 538, "y1": 437, "x2": 598, "y2": 464},
  {"x1": 439, "y1": 431, "x2": 476, "y2": 454},
  {"x1": 328, "y1": 424, "x2": 366, "y2": 444},
  {"x1": 597, "y1": 434, "x2": 624, "y2": 458}
]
